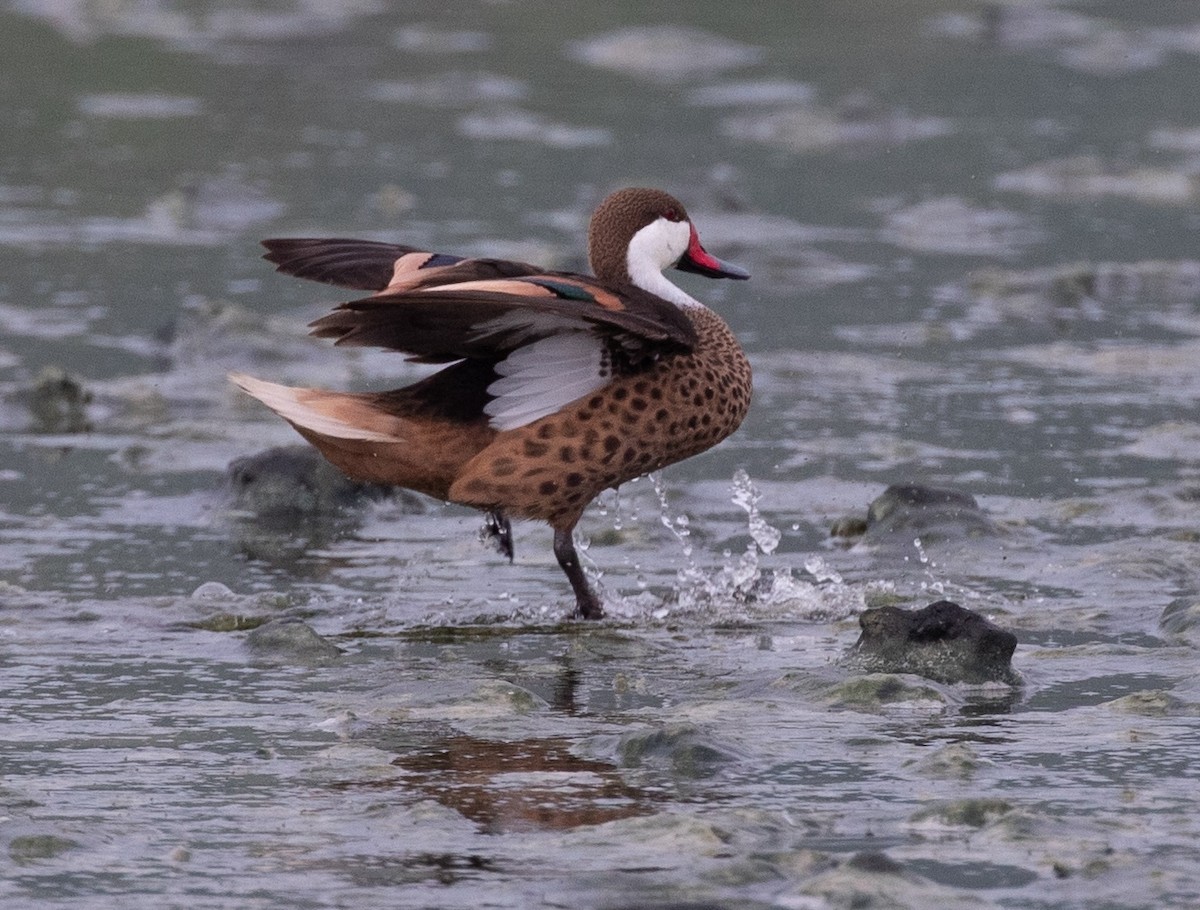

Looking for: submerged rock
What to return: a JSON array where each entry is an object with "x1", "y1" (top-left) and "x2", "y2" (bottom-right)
[
  {"x1": 189, "y1": 612, "x2": 270, "y2": 633},
  {"x1": 834, "y1": 483, "x2": 999, "y2": 544},
  {"x1": 9, "y1": 833, "x2": 79, "y2": 864},
  {"x1": 24, "y1": 366, "x2": 92, "y2": 433},
  {"x1": 190, "y1": 580, "x2": 238, "y2": 600},
  {"x1": 850, "y1": 600, "x2": 1018, "y2": 685},
  {"x1": 225, "y1": 445, "x2": 425, "y2": 564},
  {"x1": 965, "y1": 262, "x2": 1103, "y2": 330},
  {"x1": 910, "y1": 797, "x2": 1014, "y2": 829},
  {"x1": 1159, "y1": 597, "x2": 1200, "y2": 639},
  {"x1": 1102, "y1": 690, "x2": 1184, "y2": 716},
  {"x1": 823, "y1": 673, "x2": 947, "y2": 710},
  {"x1": 907, "y1": 742, "x2": 983, "y2": 780},
  {"x1": 227, "y1": 445, "x2": 398, "y2": 518},
  {"x1": 791, "y1": 847, "x2": 995, "y2": 908},
  {"x1": 244, "y1": 618, "x2": 342, "y2": 661},
  {"x1": 868, "y1": 484, "x2": 981, "y2": 527},
  {"x1": 616, "y1": 723, "x2": 741, "y2": 779}
]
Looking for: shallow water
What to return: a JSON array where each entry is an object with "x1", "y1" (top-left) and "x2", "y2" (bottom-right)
[{"x1": 4, "y1": 1, "x2": 1200, "y2": 907}]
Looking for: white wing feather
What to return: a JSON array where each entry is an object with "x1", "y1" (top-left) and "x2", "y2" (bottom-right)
[{"x1": 484, "y1": 333, "x2": 609, "y2": 431}]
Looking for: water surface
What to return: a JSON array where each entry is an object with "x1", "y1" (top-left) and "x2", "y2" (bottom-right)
[{"x1": 3, "y1": 2, "x2": 1200, "y2": 907}]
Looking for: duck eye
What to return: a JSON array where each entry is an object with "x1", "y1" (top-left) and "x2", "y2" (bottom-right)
[{"x1": 662, "y1": 207, "x2": 682, "y2": 222}]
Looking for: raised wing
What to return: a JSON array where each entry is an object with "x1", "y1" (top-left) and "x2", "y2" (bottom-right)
[
  {"x1": 262, "y1": 238, "x2": 538, "y2": 293},
  {"x1": 305, "y1": 271, "x2": 698, "y2": 365},
  {"x1": 263, "y1": 237, "x2": 700, "y2": 430}
]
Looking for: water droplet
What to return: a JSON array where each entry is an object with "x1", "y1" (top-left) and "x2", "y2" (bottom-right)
[
  {"x1": 803, "y1": 555, "x2": 844, "y2": 585},
  {"x1": 730, "y1": 468, "x2": 781, "y2": 554}
]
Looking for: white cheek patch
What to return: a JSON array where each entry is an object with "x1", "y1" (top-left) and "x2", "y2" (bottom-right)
[
  {"x1": 625, "y1": 217, "x2": 700, "y2": 308},
  {"x1": 484, "y1": 333, "x2": 610, "y2": 431}
]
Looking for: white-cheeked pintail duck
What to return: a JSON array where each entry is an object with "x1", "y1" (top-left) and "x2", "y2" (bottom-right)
[{"x1": 230, "y1": 187, "x2": 752, "y2": 619}]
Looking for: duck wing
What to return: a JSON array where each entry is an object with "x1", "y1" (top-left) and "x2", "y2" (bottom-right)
[
  {"x1": 264, "y1": 238, "x2": 695, "y2": 361},
  {"x1": 304, "y1": 273, "x2": 697, "y2": 365},
  {"x1": 262, "y1": 238, "x2": 701, "y2": 431},
  {"x1": 262, "y1": 237, "x2": 538, "y2": 293}
]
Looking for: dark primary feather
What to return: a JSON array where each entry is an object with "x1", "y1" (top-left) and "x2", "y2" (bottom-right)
[
  {"x1": 262, "y1": 238, "x2": 543, "y2": 293},
  {"x1": 262, "y1": 238, "x2": 426, "y2": 291}
]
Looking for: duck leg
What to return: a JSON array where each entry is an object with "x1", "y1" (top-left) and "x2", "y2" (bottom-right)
[
  {"x1": 553, "y1": 526, "x2": 604, "y2": 620},
  {"x1": 481, "y1": 509, "x2": 514, "y2": 562}
]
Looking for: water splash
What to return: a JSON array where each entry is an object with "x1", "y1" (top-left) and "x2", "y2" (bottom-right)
[
  {"x1": 803, "y1": 555, "x2": 844, "y2": 585},
  {"x1": 730, "y1": 467, "x2": 781, "y2": 555},
  {"x1": 594, "y1": 487, "x2": 620, "y2": 526},
  {"x1": 912, "y1": 535, "x2": 930, "y2": 566},
  {"x1": 575, "y1": 530, "x2": 606, "y2": 600},
  {"x1": 650, "y1": 472, "x2": 694, "y2": 560},
  {"x1": 909, "y1": 535, "x2": 951, "y2": 599},
  {"x1": 648, "y1": 469, "x2": 794, "y2": 612},
  {"x1": 699, "y1": 468, "x2": 784, "y2": 605},
  {"x1": 602, "y1": 470, "x2": 863, "y2": 621}
]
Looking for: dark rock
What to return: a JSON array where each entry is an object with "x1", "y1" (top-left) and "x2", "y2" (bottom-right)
[
  {"x1": 867, "y1": 484, "x2": 993, "y2": 536},
  {"x1": 225, "y1": 445, "x2": 424, "y2": 563},
  {"x1": 25, "y1": 366, "x2": 92, "y2": 433},
  {"x1": 227, "y1": 445, "x2": 397, "y2": 518},
  {"x1": 847, "y1": 851, "x2": 904, "y2": 874},
  {"x1": 850, "y1": 600, "x2": 1018, "y2": 684},
  {"x1": 833, "y1": 483, "x2": 997, "y2": 543},
  {"x1": 829, "y1": 514, "x2": 868, "y2": 538},
  {"x1": 868, "y1": 484, "x2": 978, "y2": 522}
]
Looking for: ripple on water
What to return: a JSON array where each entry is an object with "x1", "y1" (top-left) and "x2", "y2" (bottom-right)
[
  {"x1": 456, "y1": 109, "x2": 612, "y2": 149},
  {"x1": 6, "y1": 3, "x2": 1200, "y2": 906},
  {"x1": 567, "y1": 25, "x2": 763, "y2": 82},
  {"x1": 75, "y1": 93, "x2": 202, "y2": 119}
]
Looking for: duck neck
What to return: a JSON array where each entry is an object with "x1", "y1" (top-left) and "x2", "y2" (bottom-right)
[
  {"x1": 626, "y1": 256, "x2": 702, "y2": 309},
  {"x1": 590, "y1": 219, "x2": 702, "y2": 310}
]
